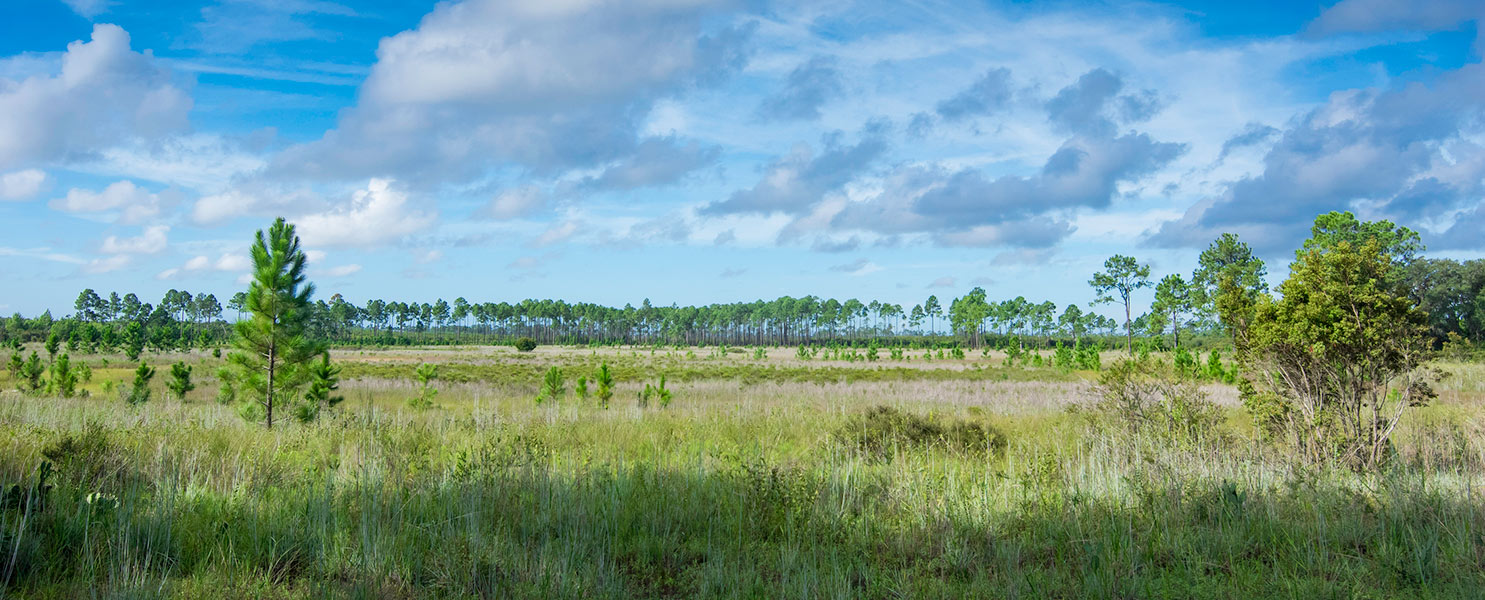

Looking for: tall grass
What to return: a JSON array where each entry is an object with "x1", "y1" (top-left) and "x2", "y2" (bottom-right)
[{"x1": 0, "y1": 354, "x2": 1482, "y2": 598}]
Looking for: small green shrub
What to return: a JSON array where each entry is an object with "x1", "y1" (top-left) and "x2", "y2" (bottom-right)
[
  {"x1": 514, "y1": 337, "x2": 537, "y2": 352},
  {"x1": 124, "y1": 362, "x2": 155, "y2": 406},
  {"x1": 836, "y1": 405, "x2": 1007, "y2": 460},
  {"x1": 1091, "y1": 357, "x2": 1220, "y2": 444},
  {"x1": 409, "y1": 362, "x2": 438, "y2": 409}
]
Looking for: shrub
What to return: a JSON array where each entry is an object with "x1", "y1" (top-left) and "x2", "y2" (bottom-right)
[
  {"x1": 537, "y1": 366, "x2": 564, "y2": 404},
  {"x1": 166, "y1": 361, "x2": 195, "y2": 401},
  {"x1": 1091, "y1": 357, "x2": 1220, "y2": 444},
  {"x1": 48, "y1": 353, "x2": 78, "y2": 398},
  {"x1": 124, "y1": 362, "x2": 155, "y2": 406},
  {"x1": 409, "y1": 362, "x2": 438, "y2": 409},
  {"x1": 594, "y1": 362, "x2": 614, "y2": 409},
  {"x1": 836, "y1": 405, "x2": 1007, "y2": 460},
  {"x1": 514, "y1": 337, "x2": 537, "y2": 352}
]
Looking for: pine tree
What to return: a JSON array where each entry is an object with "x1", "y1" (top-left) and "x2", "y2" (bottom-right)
[
  {"x1": 224, "y1": 218, "x2": 322, "y2": 428},
  {"x1": 294, "y1": 352, "x2": 343, "y2": 423},
  {"x1": 166, "y1": 362, "x2": 195, "y2": 401},
  {"x1": 126, "y1": 362, "x2": 155, "y2": 405}
]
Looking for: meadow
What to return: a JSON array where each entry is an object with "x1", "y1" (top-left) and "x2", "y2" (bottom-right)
[{"x1": 1, "y1": 343, "x2": 1483, "y2": 599}]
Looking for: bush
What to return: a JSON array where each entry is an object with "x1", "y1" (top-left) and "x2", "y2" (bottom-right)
[
  {"x1": 836, "y1": 406, "x2": 1006, "y2": 460},
  {"x1": 1090, "y1": 357, "x2": 1220, "y2": 444},
  {"x1": 514, "y1": 337, "x2": 537, "y2": 352}
]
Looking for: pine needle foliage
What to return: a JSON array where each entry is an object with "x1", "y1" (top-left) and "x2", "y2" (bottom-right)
[
  {"x1": 223, "y1": 218, "x2": 322, "y2": 428},
  {"x1": 166, "y1": 362, "x2": 194, "y2": 401},
  {"x1": 295, "y1": 352, "x2": 343, "y2": 423}
]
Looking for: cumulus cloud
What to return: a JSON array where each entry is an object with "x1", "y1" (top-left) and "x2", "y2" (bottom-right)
[
  {"x1": 810, "y1": 235, "x2": 860, "y2": 253},
  {"x1": 294, "y1": 178, "x2": 435, "y2": 248},
  {"x1": 701, "y1": 127, "x2": 888, "y2": 216},
  {"x1": 755, "y1": 55, "x2": 843, "y2": 121},
  {"x1": 1147, "y1": 63, "x2": 1485, "y2": 251},
  {"x1": 834, "y1": 133, "x2": 1184, "y2": 247},
  {"x1": 270, "y1": 0, "x2": 752, "y2": 183},
  {"x1": 0, "y1": 169, "x2": 47, "y2": 200},
  {"x1": 1045, "y1": 68, "x2": 1158, "y2": 137},
  {"x1": 936, "y1": 67, "x2": 1013, "y2": 122},
  {"x1": 1308, "y1": 0, "x2": 1484, "y2": 36},
  {"x1": 578, "y1": 136, "x2": 719, "y2": 191},
  {"x1": 49, "y1": 180, "x2": 163, "y2": 224},
  {"x1": 0, "y1": 24, "x2": 190, "y2": 169},
  {"x1": 1217, "y1": 122, "x2": 1280, "y2": 161},
  {"x1": 100, "y1": 224, "x2": 168, "y2": 254}
]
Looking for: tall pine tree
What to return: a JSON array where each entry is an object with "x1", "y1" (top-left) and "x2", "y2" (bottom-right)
[{"x1": 224, "y1": 218, "x2": 323, "y2": 428}]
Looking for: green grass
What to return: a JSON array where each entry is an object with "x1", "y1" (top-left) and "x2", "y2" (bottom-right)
[{"x1": 1, "y1": 348, "x2": 1482, "y2": 598}]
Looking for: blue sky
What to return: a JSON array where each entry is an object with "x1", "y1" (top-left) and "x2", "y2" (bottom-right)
[{"x1": 2, "y1": 0, "x2": 1484, "y2": 318}]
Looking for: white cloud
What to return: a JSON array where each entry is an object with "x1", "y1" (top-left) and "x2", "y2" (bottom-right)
[
  {"x1": 156, "y1": 252, "x2": 252, "y2": 279},
  {"x1": 533, "y1": 219, "x2": 581, "y2": 247},
  {"x1": 483, "y1": 186, "x2": 547, "y2": 220},
  {"x1": 61, "y1": 0, "x2": 112, "y2": 18},
  {"x1": 49, "y1": 180, "x2": 162, "y2": 223},
  {"x1": 323, "y1": 264, "x2": 362, "y2": 277},
  {"x1": 294, "y1": 178, "x2": 435, "y2": 247},
  {"x1": 0, "y1": 169, "x2": 48, "y2": 200},
  {"x1": 99, "y1": 224, "x2": 168, "y2": 255},
  {"x1": 83, "y1": 254, "x2": 131, "y2": 274},
  {"x1": 271, "y1": 0, "x2": 750, "y2": 181},
  {"x1": 0, "y1": 24, "x2": 190, "y2": 169},
  {"x1": 0, "y1": 246, "x2": 84, "y2": 264}
]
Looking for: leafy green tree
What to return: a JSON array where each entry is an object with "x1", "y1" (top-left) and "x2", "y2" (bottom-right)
[
  {"x1": 923, "y1": 295, "x2": 942, "y2": 334},
  {"x1": 48, "y1": 353, "x2": 78, "y2": 398},
  {"x1": 1192, "y1": 233, "x2": 1268, "y2": 346},
  {"x1": 1245, "y1": 235, "x2": 1436, "y2": 470},
  {"x1": 1089, "y1": 255, "x2": 1152, "y2": 355},
  {"x1": 294, "y1": 353, "x2": 343, "y2": 423},
  {"x1": 1150, "y1": 274, "x2": 1196, "y2": 348},
  {"x1": 575, "y1": 376, "x2": 589, "y2": 400},
  {"x1": 595, "y1": 362, "x2": 614, "y2": 409},
  {"x1": 126, "y1": 362, "x2": 155, "y2": 406},
  {"x1": 224, "y1": 218, "x2": 323, "y2": 428},
  {"x1": 1302, "y1": 211, "x2": 1422, "y2": 265},
  {"x1": 166, "y1": 362, "x2": 195, "y2": 401}
]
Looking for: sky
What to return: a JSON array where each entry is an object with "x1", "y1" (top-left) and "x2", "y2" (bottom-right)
[{"x1": 1, "y1": 0, "x2": 1484, "y2": 318}]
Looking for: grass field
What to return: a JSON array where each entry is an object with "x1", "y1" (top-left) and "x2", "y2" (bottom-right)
[{"x1": 2, "y1": 345, "x2": 1483, "y2": 598}]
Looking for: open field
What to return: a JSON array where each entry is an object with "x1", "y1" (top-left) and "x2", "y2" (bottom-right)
[{"x1": 2, "y1": 345, "x2": 1485, "y2": 598}]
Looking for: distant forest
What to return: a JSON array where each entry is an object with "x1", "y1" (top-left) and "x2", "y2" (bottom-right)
[{"x1": 3, "y1": 254, "x2": 1482, "y2": 354}]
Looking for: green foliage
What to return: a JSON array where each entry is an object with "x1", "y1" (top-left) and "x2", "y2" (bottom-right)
[
  {"x1": 166, "y1": 361, "x2": 195, "y2": 401},
  {"x1": 1245, "y1": 233, "x2": 1437, "y2": 470},
  {"x1": 514, "y1": 337, "x2": 538, "y2": 352},
  {"x1": 1089, "y1": 254, "x2": 1152, "y2": 355},
  {"x1": 19, "y1": 351, "x2": 44, "y2": 392},
  {"x1": 125, "y1": 362, "x2": 155, "y2": 406},
  {"x1": 6, "y1": 350, "x2": 21, "y2": 383},
  {"x1": 409, "y1": 362, "x2": 438, "y2": 409},
  {"x1": 574, "y1": 375, "x2": 589, "y2": 400},
  {"x1": 836, "y1": 406, "x2": 1007, "y2": 460},
  {"x1": 753, "y1": 347, "x2": 766, "y2": 360},
  {"x1": 294, "y1": 352, "x2": 343, "y2": 423},
  {"x1": 594, "y1": 362, "x2": 614, "y2": 409},
  {"x1": 223, "y1": 218, "x2": 323, "y2": 428},
  {"x1": 1193, "y1": 233, "x2": 1268, "y2": 340},
  {"x1": 44, "y1": 331, "x2": 59, "y2": 360},
  {"x1": 538, "y1": 366, "x2": 565, "y2": 404},
  {"x1": 640, "y1": 375, "x2": 673, "y2": 409},
  {"x1": 1091, "y1": 357, "x2": 1221, "y2": 444},
  {"x1": 121, "y1": 321, "x2": 144, "y2": 361},
  {"x1": 48, "y1": 353, "x2": 78, "y2": 398}
]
